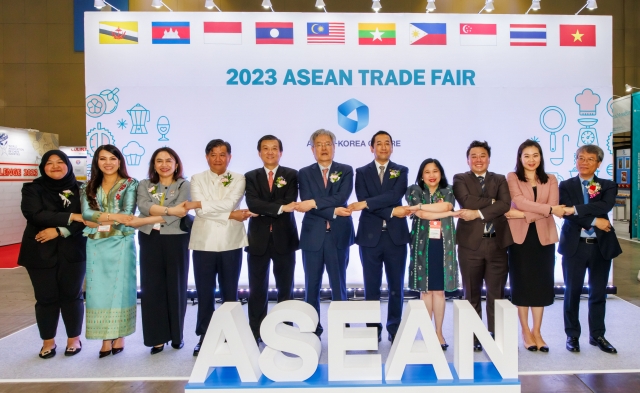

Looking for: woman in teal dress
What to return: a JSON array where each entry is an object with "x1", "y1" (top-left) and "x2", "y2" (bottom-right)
[
  {"x1": 405, "y1": 158, "x2": 461, "y2": 350},
  {"x1": 80, "y1": 144, "x2": 138, "y2": 358}
]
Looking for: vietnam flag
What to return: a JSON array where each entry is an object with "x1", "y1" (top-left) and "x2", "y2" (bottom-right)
[
  {"x1": 560, "y1": 24, "x2": 596, "y2": 46},
  {"x1": 359, "y1": 23, "x2": 396, "y2": 45}
]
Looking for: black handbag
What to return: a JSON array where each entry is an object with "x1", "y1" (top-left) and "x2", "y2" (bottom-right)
[{"x1": 177, "y1": 181, "x2": 193, "y2": 233}]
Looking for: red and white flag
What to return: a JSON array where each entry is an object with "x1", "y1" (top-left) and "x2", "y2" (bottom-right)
[
  {"x1": 459, "y1": 23, "x2": 497, "y2": 46},
  {"x1": 204, "y1": 22, "x2": 242, "y2": 44}
]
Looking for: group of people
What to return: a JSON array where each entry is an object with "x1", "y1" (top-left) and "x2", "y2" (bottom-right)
[{"x1": 18, "y1": 129, "x2": 622, "y2": 361}]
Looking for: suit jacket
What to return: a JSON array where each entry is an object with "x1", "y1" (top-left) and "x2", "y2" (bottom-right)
[
  {"x1": 189, "y1": 169, "x2": 248, "y2": 252},
  {"x1": 558, "y1": 176, "x2": 622, "y2": 260},
  {"x1": 453, "y1": 171, "x2": 513, "y2": 250},
  {"x1": 354, "y1": 160, "x2": 410, "y2": 247},
  {"x1": 506, "y1": 172, "x2": 559, "y2": 246},
  {"x1": 18, "y1": 182, "x2": 86, "y2": 269},
  {"x1": 244, "y1": 166, "x2": 299, "y2": 255},
  {"x1": 298, "y1": 161, "x2": 355, "y2": 251}
]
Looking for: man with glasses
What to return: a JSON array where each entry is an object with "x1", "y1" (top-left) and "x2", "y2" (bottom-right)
[
  {"x1": 296, "y1": 129, "x2": 355, "y2": 337},
  {"x1": 559, "y1": 145, "x2": 622, "y2": 354}
]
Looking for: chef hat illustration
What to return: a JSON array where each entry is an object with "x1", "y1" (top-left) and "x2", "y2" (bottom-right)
[
  {"x1": 575, "y1": 88, "x2": 601, "y2": 116},
  {"x1": 122, "y1": 141, "x2": 145, "y2": 166}
]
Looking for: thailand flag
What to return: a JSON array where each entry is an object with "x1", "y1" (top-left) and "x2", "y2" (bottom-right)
[
  {"x1": 459, "y1": 23, "x2": 496, "y2": 46},
  {"x1": 510, "y1": 24, "x2": 546, "y2": 46},
  {"x1": 204, "y1": 22, "x2": 242, "y2": 44},
  {"x1": 256, "y1": 22, "x2": 293, "y2": 45}
]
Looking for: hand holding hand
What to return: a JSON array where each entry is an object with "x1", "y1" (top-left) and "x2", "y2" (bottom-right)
[
  {"x1": 83, "y1": 220, "x2": 99, "y2": 228},
  {"x1": 406, "y1": 204, "x2": 421, "y2": 212},
  {"x1": 35, "y1": 228, "x2": 59, "y2": 243},
  {"x1": 282, "y1": 202, "x2": 298, "y2": 213},
  {"x1": 392, "y1": 206, "x2": 410, "y2": 218},
  {"x1": 113, "y1": 213, "x2": 134, "y2": 224},
  {"x1": 459, "y1": 209, "x2": 480, "y2": 221},
  {"x1": 563, "y1": 206, "x2": 575, "y2": 215},
  {"x1": 70, "y1": 213, "x2": 84, "y2": 223},
  {"x1": 229, "y1": 209, "x2": 252, "y2": 222},
  {"x1": 334, "y1": 207, "x2": 352, "y2": 217},
  {"x1": 449, "y1": 210, "x2": 463, "y2": 217},
  {"x1": 550, "y1": 205, "x2": 566, "y2": 218},
  {"x1": 183, "y1": 201, "x2": 200, "y2": 210},
  {"x1": 248, "y1": 211, "x2": 259, "y2": 218},
  {"x1": 295, "y1": 200, "x2": 316, "y2": 213},
  {"x1": 594, "y1": 217, "x2": 611, "y2": 232},
  {"x1": 347, "y1": 201, "x2": 368, "y2": 211},
  {"x1": 169, "y1": 202, "x2": 188, "y2": 217},
  {"x1": 127, "y1": 217, "x2": 146, "y2": 228},
  {"x1": 505, "y1": 209, "x2": 526, "y2": 219}
]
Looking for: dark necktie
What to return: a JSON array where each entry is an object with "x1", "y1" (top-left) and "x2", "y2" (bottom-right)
[
  {"x1": 478, "y1": 176, "x2": 494, "y2": 234},
  {"x1": 582, "y1": 180, "x2": 595, "y2": 235}
]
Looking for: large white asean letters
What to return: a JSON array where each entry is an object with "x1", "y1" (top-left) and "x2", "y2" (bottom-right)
[{"x1": 188, "y1": 299, "x2": 519, "y2": 390}]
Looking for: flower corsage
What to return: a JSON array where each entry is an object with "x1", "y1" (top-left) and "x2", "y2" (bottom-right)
[
  {"x1": 329, "y1": 171, "x2": 342, "y2": 183},
  {"x1": 59, "y1": 190, "x2": 73, "y2": 207},
  {"x1": 148, "y1": 185, "x2": 164, "y2": 201},
  {"x1": 586, "y1": 180, "x2": 601, "y2": 198},
  {"x1": 389, "y1": 169, "x2": 401, "y2": 179},
  {"x1": 275, "y1": 176, "x2": 287, "y2": 188},
  {"x1": 222, "y1": 173, "x2": 233, "y2": 187}
]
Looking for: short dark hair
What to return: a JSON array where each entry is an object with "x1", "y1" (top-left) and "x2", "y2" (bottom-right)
[
  {"x1": 514, "y1": 140, "x2": 549, "y2": 184},
  {"x1": 466, "y1": 140, "x2": 491, "y2": 158},
  {"x1": 370, "y1": 130, "x2": 393, "y2": 147},
  {"x1": 576, "y1": 144, "x2": 604, "y2": 162},
  {"x1": 205, "y1": 139, "x2": 231, "y2": 155},
  {"x1": 257, "y1": 135, "x2": 283, "y2": 152},
  {"x1": 415, "y1": 158, "x2": 449, "y2": 190},
  {"x1": 147, "y1": 147, "x2": 185, "y2": 184}
]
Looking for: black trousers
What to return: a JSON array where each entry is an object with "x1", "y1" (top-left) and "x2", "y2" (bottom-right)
[
  {"x1": 26, "y1": 256, "x2": 85, "y2": 340},
  {"x1": 562, "y1": 241, "x2": 612, "y2": 338},
  {"x1": 138, "y1": 230, "x2": 190, "y2": 347},
  {"x1": 193, "y1": 248, "x2": 242, "y2": 336},
  {"x1": 247, "y1": 234, "x2": 296, "y2": 339}
]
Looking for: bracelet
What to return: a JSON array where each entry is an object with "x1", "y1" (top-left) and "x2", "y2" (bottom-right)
[
  {"x1": 419, "y1": 203, "x2": 422, "y2": 211},
  {"x1": 164, "y1": 207, "x2": 169, "y2": 215},
  {"x1": 55, "y1": 228, "x2": 61, "y2": 236},
  {"x1": 549, "y1": 206, "x2": 553, "y2": 214},
  {"x1": 107, "y1": 213, "x2": 110, "y2": 221}
]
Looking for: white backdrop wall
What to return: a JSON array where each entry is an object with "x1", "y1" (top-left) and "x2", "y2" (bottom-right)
[{"x1": 84, "y1": 12, "x2": 613, "y2": 288}]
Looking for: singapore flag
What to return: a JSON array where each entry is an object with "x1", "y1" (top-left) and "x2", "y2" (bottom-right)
[{"x1": 460, "y1": 23, "x2": 497, "y2": 46}]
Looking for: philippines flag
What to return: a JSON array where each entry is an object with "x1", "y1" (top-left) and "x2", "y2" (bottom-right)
[
  {"x1": 307, "y1": 22, "x2": 345, "y2": 44},
  {"x1": 459, "y1": 23, "x2": 497, "y2": 46},
  {"x1": 510, "y1": 24, "x2": 546, "y2": 46},
  {"x1": 152, "y1": 22, "x2": 190, "y2": 44},
  {"x1": 256, "y1": 22, "x2": 293, "y2": 45},
  {"x1": 204, "y1": 22, "x2": 242, "y2": 44},
  {"x1": 410, "y1": 23, "x2": 446, "y2": 45}
]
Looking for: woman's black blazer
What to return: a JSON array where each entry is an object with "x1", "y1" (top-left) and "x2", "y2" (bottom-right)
[{"x1": 18, "y1": 182, "x2": 86, "y2": 269}]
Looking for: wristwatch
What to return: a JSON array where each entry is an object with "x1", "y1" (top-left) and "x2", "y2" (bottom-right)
[
  {"x1": 164, "y1": 207, "x2": 169, "y2": 215},
  {"x1": 55, "y1": 228, "x2": 61, "y2": 236}
]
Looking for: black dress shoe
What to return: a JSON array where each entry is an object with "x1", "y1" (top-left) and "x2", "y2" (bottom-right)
[
  {"x1": 566, "y1": 336, "x2": 580, "y2": 352},
  {"x1": 589, "y1": 336, "x2": 617, "y2": 354},
  {"x1": 150, "y1": 344, "x2": 164, "y2": 355},
  {"x1": 171, "y1": 340, "x2": 184, "y2": 350},
  {"x1": 473, "y1": 337, "x2": 482, "y2": 352},
  {"x1": 39, "y1": 345, "x2": 57, "y2": 359},
  {"x1": 194, "y1": 337, "x2": 204, "y2": 356},
  {"x1": 255, "y1": 337, "x2": 263, "y2": 346},
  {"x1": 65, "y1": 341, "x2": 82, "y2": 356},
  {"x1": 99, "y1": 340, "x2": 113, "y2": 358},
  {"x1": 538, "y1": 345, "x2": 549, "y2": 353},
  {"x1": 525, "y1": 344, "x2": 537, "y2": 352},
  {"x1": 111, "y1": 346, "x2": 124, "y2": 355},
  {"x1": 441, "y1": 343, "x2": 449, "y2": 351},
  {"x1": 388, "y1": 333, "x2": 396, "y2": 343}
]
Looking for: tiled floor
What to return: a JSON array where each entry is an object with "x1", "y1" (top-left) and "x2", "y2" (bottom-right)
[{"x1": 1, "y1": 230, "x2": 639, "y2": 392}]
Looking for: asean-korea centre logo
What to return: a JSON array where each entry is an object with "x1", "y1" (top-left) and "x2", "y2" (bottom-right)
[{"x1": 337, "y1": 99, "x2": 369, "y2": 133}]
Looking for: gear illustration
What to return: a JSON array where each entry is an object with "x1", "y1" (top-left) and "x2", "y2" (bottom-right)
[{"x1": 606, "y1": 132, "x2": 613, "y2": 154}]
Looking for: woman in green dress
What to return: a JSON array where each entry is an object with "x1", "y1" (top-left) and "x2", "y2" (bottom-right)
[
  {"x1": 405, "y1": 158, "x2": 461, "y2": 350},
  {"x1": 80, "y1": 144, "x2": 138, "y2": 358}
]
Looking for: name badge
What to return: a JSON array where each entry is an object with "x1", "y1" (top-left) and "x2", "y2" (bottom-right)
[
  {"x1": 97, "y1": 224, "x2": 111, "y2": 232},
  {"x1": 429, "y1": 220, "x2": 441, "y2": 239}
]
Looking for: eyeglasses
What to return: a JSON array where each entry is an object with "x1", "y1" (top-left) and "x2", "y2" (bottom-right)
[
  {"x1": 314, "y1": 142, "x2": 334, "y2": 148},
  {"x1": 577, "y1": 157, "x2": 598, "y2": 164}
]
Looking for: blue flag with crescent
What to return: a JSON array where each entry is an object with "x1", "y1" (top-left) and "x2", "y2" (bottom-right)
[{"x1": 307, "y1": 23, "x2": 329, "y2": 36}]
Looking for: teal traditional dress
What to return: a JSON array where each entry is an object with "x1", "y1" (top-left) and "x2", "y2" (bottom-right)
[
  {"x1": 80, "y1": 177, "x2": 138, "y2": 339},
  {"x1": 405, "y1": 185, "x2": 459, "y2": 292}
]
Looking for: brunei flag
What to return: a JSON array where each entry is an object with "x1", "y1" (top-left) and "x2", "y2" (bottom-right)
[
  {"x1": 99, "y1": 22, "x2": 138, "y2": 44},
  {"x1": 358, "y1": 23, "x2": 396, "y2": 45}
]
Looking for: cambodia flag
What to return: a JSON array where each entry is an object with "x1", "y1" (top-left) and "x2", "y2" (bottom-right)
[
  {"x1": 152, "y1": 22, "x2": 190, "y2": 44},
  {"x1": 560, "y1": 24, "x2": 596, "y2": 46},
  {"x1": 256, "y1": 22, "x2": 293, "y2": 44}
]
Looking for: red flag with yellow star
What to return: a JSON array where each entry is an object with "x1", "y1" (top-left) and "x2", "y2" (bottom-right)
[{"x1": 560, "y1": 24, "x2": 595, "y2": 46}]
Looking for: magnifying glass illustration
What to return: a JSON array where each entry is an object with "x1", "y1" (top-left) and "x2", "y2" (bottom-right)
[{"x1": 540, "y1": 106, "x2": 566, "y2": 152}]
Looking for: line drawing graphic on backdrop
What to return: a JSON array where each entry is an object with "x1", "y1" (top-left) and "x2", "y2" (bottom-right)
[
  {"x1": 86, "y1": 122, "x2": 115, "y2": 157},
  {"x1": 539, "y1": 106, "x2": 566, "y2": 152},
  {"x1": 529, "y1": 136, "x2": 540, "y2": 142},
  {"x1": 606, "y1": 132, "x2": 613, "y2": 154},
  {"x1": 117, "y1": 119, "x2": 128, "y2": 129},
  {"x1": 157, "y1": 116, "x2": 170, "y2": 141},
  {"x1": 550, "y1": 134, "x2": 570, "y2": 166},
  {"x1": 337, "y1": 98, "x2": 369, "y2": 134},
  {"x1": 122, "y1": 141, "x2": 146, "y2": 166},
  {"x1": 85, "y1": 88, "x2": 120, "y2": 118},
  {"x1": 607, "y1": 164, "x2": 613, "y2": 177},
  {"x1": 128, "y1": 104, "x2": 150, "y2": 134},
  {"x1": 548, "y1": 172, "x2": 565, "y2": 182},
  {"x1": 607, "y1": 97, "x2": 614, "y2": 117},
  {"x1": 575, "y1": 88, "x2": 601, "y2": 147}
]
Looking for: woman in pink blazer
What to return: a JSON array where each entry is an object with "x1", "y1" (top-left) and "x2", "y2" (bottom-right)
[{"x1": 505, "y1": 140, "x2": 565, "y2": 352}]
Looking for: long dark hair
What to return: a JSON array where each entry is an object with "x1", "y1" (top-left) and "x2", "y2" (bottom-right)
[
  {"x1": 514, "y1": 140, "x2": 549, "y2": 184},
  {"x1": 86, "y1": 144, "x2": 129, "y2": 210},
  {"x1": 147, "y1": 147, "x2": 184, "y2": 184},
  {"x1": 415, "y1": 158, "x2": 448, "y2": 190}
]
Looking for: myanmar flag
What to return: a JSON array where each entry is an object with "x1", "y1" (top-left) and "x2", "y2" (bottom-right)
[
  {"x1": 358, "y1": 23, "x2": 396, "y2": 45},
  {"x1": 560, "y1": 24, "x2": 596, "y2": 46}
]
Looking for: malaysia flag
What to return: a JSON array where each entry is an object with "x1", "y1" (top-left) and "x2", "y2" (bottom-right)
[
  {"x1": 510, "y1": 24, "x2": 546, "y2": 46},
  {"x1": 410, "y1": 23, "x2": 446, "y2": 45},
  {"x1": 459, "y1": 23, "x2": 496, "y2": 46},
  {"x1": 307, "y1": 22, "x2": 345, "y2": 44},
  {"x1": 152, "y1": 22, "x2": 190, "y2": 44},
  {"x1": 204, "y1": 22, "x2": 242, "y2": 44},
  {"x1": 256, "y1": 22, "x2": 293, "y2": 45}
]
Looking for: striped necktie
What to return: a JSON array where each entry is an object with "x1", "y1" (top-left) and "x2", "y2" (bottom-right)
[{"x1": 478, "y1": 176, "x2": 494, "y2": 234}]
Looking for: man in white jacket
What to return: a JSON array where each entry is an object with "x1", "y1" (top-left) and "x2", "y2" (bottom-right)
[{"x1": 186, "y1": 139, "x2": 252, "y2": 356}]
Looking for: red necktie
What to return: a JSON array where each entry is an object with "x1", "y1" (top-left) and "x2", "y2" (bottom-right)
[{"x1": 268, "y1": 170, "x2": 274, "y2": 191}]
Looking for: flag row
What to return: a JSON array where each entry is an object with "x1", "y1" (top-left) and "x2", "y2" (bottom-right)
[{"x1": 98, "y1": 21, "x2": 597, "y2": 47}]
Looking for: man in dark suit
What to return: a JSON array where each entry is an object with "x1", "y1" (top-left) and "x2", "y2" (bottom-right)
[
  {"x1": 296, "y1": 129, "x2": 355, "y2": 337},
  {"x1": 348, "y1": 130, "x2": 410, "y2": 343},
  {"x1": 244, "y1": 135, "x2": 299, "y2": 344},
  {"x1": 453, "y1": 140, "x2": 513, "y2": 351},
  {"x1": 559, "y1": 145, "x2": 622, "y2": 354}
]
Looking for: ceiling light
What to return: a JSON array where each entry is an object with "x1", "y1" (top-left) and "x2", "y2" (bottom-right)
[
  {"x1": 316, "y1": 0, "x2": 325, "y2": 8},
  {"x1": 576, "y1": 0, "x2": 597, "y2": 14},
  {"x1": 262, "y1": 0, "x2": 272, "y2": 8},
  {"x1": 479, "y1": 0, "x2": 494, "y2": 14},
  {"x1": 526, "y1": 0, "x2": 540, "y2": 14},
  {"x1": 626, "y1": 84, "x2": 639, "y2": 93},
  {"x1": 372, "y1": 1, "x2": 382, "y2": 13},
  {"x1": 152, "y1": 0, "x2": 163, "y2": 7},
  {"x1": 94, "y1": 0, "x2": 121, "y2": 11},
  {"x1": 205, "y1": 0, "x2": 221, "y2": 10},
  {"x1": 426, "y1": 0, "x2": 436, "y2": 13}
]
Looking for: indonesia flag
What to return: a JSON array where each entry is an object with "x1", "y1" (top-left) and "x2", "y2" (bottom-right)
[
  {"x1": 510, "y1": 24, "x2": 546, "y2": 46},
  {"x1": 459, "y1": 23, "x2": 497, "y2": 46},
  {"x1": 204, "y1": 22, "x2": 242, "y2": 44}
]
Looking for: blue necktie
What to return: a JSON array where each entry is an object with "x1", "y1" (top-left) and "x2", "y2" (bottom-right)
[
  {"x1": 478, "y1": 176, "x2": 494, "y2": 234},
  {"x1": 582, "y1": 180, "x2": 595, "y2": 235}
]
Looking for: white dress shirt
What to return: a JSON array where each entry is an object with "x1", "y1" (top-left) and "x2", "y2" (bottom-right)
[{"x1": 188, "y1": 169, "x2": 248, "y2": 252}]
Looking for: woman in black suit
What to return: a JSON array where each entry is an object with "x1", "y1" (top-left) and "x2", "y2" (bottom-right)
[{"x1": 18, "y1": 150, "x2": 87, "y2": 359}]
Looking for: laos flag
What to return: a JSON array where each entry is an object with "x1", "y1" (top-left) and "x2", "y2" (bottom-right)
[{"x1": 256, "y1": 22, "x2": 293, "y2": 44}]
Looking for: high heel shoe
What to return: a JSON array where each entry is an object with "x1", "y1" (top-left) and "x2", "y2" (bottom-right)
[
  {"x1": 150, "y1": 344, "x2": 165, "y2": 355},
  {"x1": 39, "y1": 345, "x2": 57, "y2": 359},
  {"x1": 524, "y1": 343, "x2": 538, "y2": 351},
  {"x1": 99, "y1": 340, "x2": 113, "y2": 358},
  {"x1": 538, "y1": 345, "x2": 549, "y2": 352},
  {"x1": 441, "y1": 343, "x2": 449, "y2": 351},
  {"x1": 112, "y1": 338, "x2": 124, "y2": 355}
]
